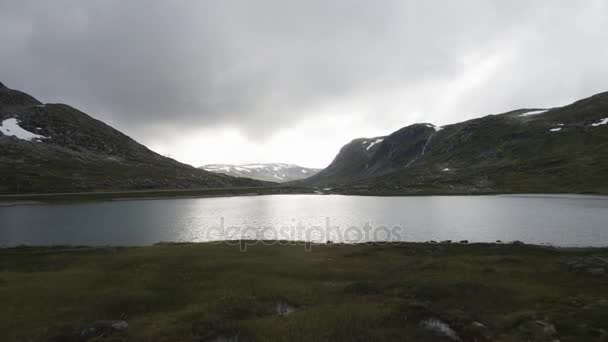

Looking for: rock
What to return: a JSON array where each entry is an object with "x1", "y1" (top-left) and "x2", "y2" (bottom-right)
[
  {"x1": 459, "y1": 240, "x2": 469, "y2": 244},
  {"x1": 275, "y1": 301, "x2": 295, "y2": 317},
  {"x1": 535, "y1": 320, "x2": 557, "y2": 335},
  {"x1": 211, "y1": 333, "x2": 240, "y2": 342},
  {"x1": 471, "y1": 321, "x2": 486, "y2": 329},
  {"x1": 591, "y1": 256, "x2": 608, "y2": 265},
  {"x1": 594, "y1": 328, "x2": 607, "y2": 337},
  {"x1": 419, "y1": 318, "x2": 462, "y2": 341},
  {"x1": 569, "y1": 262, "x2": 585, "y2": 270},
  {"x1": 511, "y1": 240, "x2": 525, "y2": 245},
  {"x1": 587, "y1": 267, "x2": 606, "y2": 276},
  {"x1": 79, "y1": 320, "x2": 128, "y2": 341}
]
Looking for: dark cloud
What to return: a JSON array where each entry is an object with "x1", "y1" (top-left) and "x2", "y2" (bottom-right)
[{"x1": 1, "y1": 0, "x2": 607, "y2": 145}]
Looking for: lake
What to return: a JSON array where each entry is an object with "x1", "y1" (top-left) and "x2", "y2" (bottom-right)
[{"x1": 1, "y1": 194, "x2": 607, "y2": 247}]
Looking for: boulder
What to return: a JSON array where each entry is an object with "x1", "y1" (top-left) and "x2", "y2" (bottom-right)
[
  {"x1": 587, "y1": 268, "x2": 606, "y2": 276},
  {"x1": 79, "y1": 320, "x2": 128, "y2": 341}
]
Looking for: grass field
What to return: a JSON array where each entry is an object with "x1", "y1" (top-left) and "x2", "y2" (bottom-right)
[{"x1": 1, "y1": 242, "x2": 607, "y2": 341}]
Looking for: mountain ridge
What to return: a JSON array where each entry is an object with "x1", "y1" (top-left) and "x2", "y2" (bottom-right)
[
  {"x1": 297, "y1": 91, "x2": 608, "y2": 194},
  {"x1": 200, "y1": 163, "x2": 321, "y2": 182},
  {"x1": 0, "y1": 82, "x2": 270, "y2": 194}
]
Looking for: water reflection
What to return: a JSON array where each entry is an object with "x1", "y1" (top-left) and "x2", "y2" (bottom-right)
[{"x1": 0, "y1": 194, "x2": 607, "y2": 247}]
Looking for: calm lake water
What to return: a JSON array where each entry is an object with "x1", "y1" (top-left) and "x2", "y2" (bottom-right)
[{"x1": 1, "y1": 194, "x2": 607, "y2": 247}]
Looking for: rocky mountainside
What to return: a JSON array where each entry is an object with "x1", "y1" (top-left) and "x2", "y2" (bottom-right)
[
  {"x1": 200, "y1": 163, "x2": 321, "y2": 182},
  {"x1": 0, "y1": 82, "x2": 268, "y2": 194},
  {"x1": 300, "y1": 91, "x2": 608, "y2": 194}
]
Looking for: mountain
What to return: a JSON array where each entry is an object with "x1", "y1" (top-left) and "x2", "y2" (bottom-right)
[
  {"x1": 200, "y1": 163, "x2": 321, "y2": 182},
  {"x1": 0, "y1": 82, "x2": 269, "y2": 194},
  {"x1": 300, "y1": 91, "x2": 608, "y2": 194}
]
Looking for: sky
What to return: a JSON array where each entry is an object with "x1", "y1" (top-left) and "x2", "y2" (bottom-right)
[{"x1": 1, "y1": 1, "x2": 607, "y2": 168}]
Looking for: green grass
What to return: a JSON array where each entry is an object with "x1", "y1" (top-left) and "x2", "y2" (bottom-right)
[{"x1": 1, "y1": 243, "x2": 607, "y2": 341}]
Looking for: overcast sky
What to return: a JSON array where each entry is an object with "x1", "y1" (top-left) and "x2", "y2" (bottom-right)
[{"x1": 2, "y1": 1, "x2": 607, "y2": 168}]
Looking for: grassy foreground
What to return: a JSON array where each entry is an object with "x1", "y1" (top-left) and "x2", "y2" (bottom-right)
[{"x1": 1, "y1": 242, "x2": 607, "y2": 341}]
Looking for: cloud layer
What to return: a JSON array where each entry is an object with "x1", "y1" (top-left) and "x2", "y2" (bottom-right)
[{"x1": 2, "y1": 0, "x2": 607, "y2": 167}]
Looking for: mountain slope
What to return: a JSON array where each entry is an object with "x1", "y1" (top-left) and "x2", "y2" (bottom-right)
[
  {"x1": 300, "y1": 91, "x2": 608, "y2": 194},
  {"x1": 0, "y1": 82, "x2": 269, "y2": 194},
  {"x1": 201, "y1": 163, "x2": 321, "y2": 182}
]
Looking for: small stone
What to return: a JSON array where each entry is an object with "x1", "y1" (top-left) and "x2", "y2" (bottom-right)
[
  {"x1": 535, "y1": 320, "x2": 557, "y2": 335},
  {"x1": 471, "y1": 321, "x2": 486, "y2": 329},
  {"x1": 591, "y1": 328, "x2": 607, "y2": 338},
  {"x1": 79, "y1": 320, "x2": 128, "y2": 341},
  {"x1": 275, "y1": 302, "x2": 295, "y2": 317},
  {"x1": 587, "y1": 268, "x2": 605, "y2": 276},
  {"x1": 111, "y1": 320, "x2": 128, "y2": 331},
  {"x1": 569, "y1": 263, "x2": 585, "y2": 270},
  {"x1": 419, "y1": 318, "x2": 462, "y2": 341}
]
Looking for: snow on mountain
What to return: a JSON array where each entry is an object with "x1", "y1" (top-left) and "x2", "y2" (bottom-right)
[
  {"x1": 519, "y1": 109, "x2": 549, "y2": 117},
  {"x1": 0, "y1": 118, "x2": 46, "y2": 141},
  {"x1": 200, "y1": 163, "x2": 321, "y2": 182}
]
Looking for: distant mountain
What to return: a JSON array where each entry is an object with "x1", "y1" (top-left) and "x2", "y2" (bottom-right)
[
  {"x1": 200, "y1": 163, "x2": 321, "y2": 182},
  {"x1": 300, "y1": 91, "x2": 608, "y2": 194},
  {"x1": 0, "y1": 82, "x2": 269, "y2": 194}
]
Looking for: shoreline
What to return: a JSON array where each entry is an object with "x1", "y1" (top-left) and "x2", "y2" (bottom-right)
[
  {"x1": 2, "y1": 240, "x2": 608, "y2": 250},
  {"x1": 1, "y1": 186, "x2": 607, "y2": 207}
]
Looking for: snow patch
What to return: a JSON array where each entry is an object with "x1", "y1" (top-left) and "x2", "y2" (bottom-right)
[
  {"x1": 366, "y1": 138, "x2": 384, "y2": 151},
  {"x1": 241, "y1": 164, "x2": 266, "y2": 169},
  {"x1": 442, "y1": 168, "x2": 450, "y2": 171},
  {"x1": 549, "y1": 128, "x2": 562, "y2": 132},
  {"x1": 520, "y1": 109, "x2": 548, "y2": 117},
  {"x1": 591, "y1": 118, "x2": 608, "y2": 127},
  {"x1": 301, "y1": 169, "x2": 308, "y2": 173},
  {"x1": 424, "y1": 124, "x2": 443, "y2": 132},
  {"x1": 0, "y1": 118, "x2": 47, "y2": 141}
]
